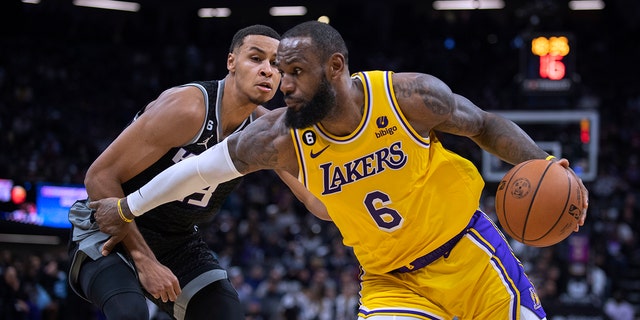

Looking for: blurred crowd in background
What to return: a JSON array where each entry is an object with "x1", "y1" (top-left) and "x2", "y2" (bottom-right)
[{"x1": 1, "y1": 0, "x2": 639, "y2": 319}]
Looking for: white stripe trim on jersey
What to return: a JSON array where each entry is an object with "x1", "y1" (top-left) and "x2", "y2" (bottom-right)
[
  {"x1": 382, "y1": 72, "x2": 431, "y2": 148},
  {"x1": 313, "y1": 73, "x2": 372, "y2": 144},
  {"x1": 181, "y1": 82, "x2": 211, "y2": 146}
]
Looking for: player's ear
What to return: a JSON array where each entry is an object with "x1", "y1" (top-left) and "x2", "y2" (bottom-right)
[
  {"x1": 227, "y1": 52, "x2": 236, "y2": 72},
  {"x1": 328, "y1": 53, "x2": 345, "y2": 79}
]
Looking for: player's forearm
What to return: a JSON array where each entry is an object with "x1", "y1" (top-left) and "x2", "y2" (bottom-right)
[
  {"x1": 121, "y1": 223, "x2": 156, "y2": 262},
  {"x1": 125, "y1": 139, "x2": 242, "y2": 216},
  {"x1": 472, "y1": 113, "x2": 549, "y2": 165}
]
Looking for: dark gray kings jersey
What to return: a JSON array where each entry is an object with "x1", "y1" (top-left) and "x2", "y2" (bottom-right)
[{"x1": 122, "y1": 80, "x2": 251, "y2": 235}]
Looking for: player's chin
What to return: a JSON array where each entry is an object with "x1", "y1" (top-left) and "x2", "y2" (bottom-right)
[{"x1": 252, "y1": 92, "x2": 276, "y2": 105}]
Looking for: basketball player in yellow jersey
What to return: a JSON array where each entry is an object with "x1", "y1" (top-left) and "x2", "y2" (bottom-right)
[
  {"x1": 91, "y1": 21, "x2": 590, "y2": 320},
  {"x1": 291, "y1": 70, "x2": 486, "y2": 276}
]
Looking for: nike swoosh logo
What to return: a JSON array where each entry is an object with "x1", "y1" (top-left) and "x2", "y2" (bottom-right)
[{"x1": 310, "y1": 145, "x2": 330, "y2": 158}]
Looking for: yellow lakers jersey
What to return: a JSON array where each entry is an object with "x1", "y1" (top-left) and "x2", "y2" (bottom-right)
[{"x1": 290, "y1": 71, "x2": 485, "y2": 274}]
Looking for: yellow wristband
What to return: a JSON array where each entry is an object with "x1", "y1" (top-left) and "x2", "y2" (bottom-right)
[
  {"x1": 117, "y1": 198, "x2": 133, "y2": 223},
  {"x1": 545, "y1": 155, "x2": 556, "y2": 161}
]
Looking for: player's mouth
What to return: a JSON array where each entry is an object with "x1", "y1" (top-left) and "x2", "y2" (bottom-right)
[
  {"x1": 257, "y1": 82, "x2": 273, "y2": 92},
  {"x1": 284, "y1": 97, "x2": 303, "y2": 110}
]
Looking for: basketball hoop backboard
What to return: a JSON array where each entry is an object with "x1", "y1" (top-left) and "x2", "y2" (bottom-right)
[{"x1": 482, "y1": 110, "x2": 599, "y2": 182}]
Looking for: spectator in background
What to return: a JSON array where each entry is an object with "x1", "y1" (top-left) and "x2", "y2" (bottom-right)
[
  {"x1": 604, "y1": 289, "x2": 635, "y2": 320},
  {"x1": 0, "y1": 265, "x2": 32, "y2": 320},
  {"x1": 38, "y1": 256, "x2": 68, "y2": 320},
  {"x1": 334, "y1": 273, "x2": 359, "y2": 320}
]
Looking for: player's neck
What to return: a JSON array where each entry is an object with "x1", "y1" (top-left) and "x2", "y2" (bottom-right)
[
  {"x1": 219, "y1": 78, "x2": 259, "y2": 139},
  {"x1": 319, "y1": 80, "x2": 365, "y2": 137}
]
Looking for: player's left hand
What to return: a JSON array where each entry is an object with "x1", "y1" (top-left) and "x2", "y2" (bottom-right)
[
  {"x1": 136, "y1": 258, "x2": 181, "y2": 302},
  {"x1": 555, "y1": 158, "x2": 589, "y2": 231},
  {"x1": 101, "y1": 228, "x2": 128, "y2": 256}
]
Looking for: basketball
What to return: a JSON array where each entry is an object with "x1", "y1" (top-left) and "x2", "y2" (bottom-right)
[{"x1": 495, "y1": 159, "x2": 583, "y2": 247}]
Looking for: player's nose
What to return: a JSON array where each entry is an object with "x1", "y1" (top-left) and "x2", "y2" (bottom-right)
[
  {"x1": 260, "y1": 60, "x2": 275, "y2": 77},
  {"x1": 280, "y1": 74, "x2": 295, "y2": 95}
]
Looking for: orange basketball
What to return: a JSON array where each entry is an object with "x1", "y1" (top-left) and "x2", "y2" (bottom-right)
[{"x1": 495, "y1": 159, "x2": 583, "y2": 247}]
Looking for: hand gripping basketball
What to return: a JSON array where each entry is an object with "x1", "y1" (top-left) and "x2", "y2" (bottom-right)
[{"x1": 495, "y1": 158, "x2": 588, "y2": 247}]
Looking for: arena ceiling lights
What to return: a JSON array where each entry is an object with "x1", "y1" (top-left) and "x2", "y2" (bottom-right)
[
  {"x1": 432, "y1": 0, "x2": 604, "y2": 11},
  {"x1": 568, "y1": 0, "x2": 605, "y2": 10},
  {"x1": 72, "y1": 0, "x2": 140, "y2": 12},
  {"x1": 432, "y1": 0, "x2": 505, "y2": 10},
  {"x1": 269, "y1": 6, "x2": 308, "y2": 16},
  {"x1": 197, "y1": 6, "x2": 308, "y2": 18},
  {"x1": 198, "y1": 8, "x2": 232, "y2": 18}
]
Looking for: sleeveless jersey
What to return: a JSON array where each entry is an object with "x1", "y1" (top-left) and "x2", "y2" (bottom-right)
[
  {"x1": 291, "y1": 71, "x2": 485, "y2": 274},
  {"x1": 122, "y1": 79, "x2": 251, "y2": 235}
]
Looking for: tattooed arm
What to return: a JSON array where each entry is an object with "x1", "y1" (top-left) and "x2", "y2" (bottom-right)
[
  {"x1": 229, "y1": 108, "x2": 331, "y2": 220},
  {"x1": 228, "y1": 108, "x2": 295, "y2": 174},
  {"x1": 392, "y1": 72, "x2": 587, "y2": 230},
  {"x1": 392, "y1": 72, "x2": 548, "y2": 165},
  {"x1": 93, "y1": 107, "x2": 330, "y2": 244}
]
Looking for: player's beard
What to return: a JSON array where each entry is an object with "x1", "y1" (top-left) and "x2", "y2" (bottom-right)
[{"x1": 284, "y1": 76, "x2": 336, "y2": 129}]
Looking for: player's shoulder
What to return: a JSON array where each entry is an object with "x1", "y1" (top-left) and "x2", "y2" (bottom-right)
[
  {"x1": 143, "y1": 85, "x2": 207, "y2": 127},
  {"x1": 391, "y1": 72, "x2": 447, "y2": 89},
  {"x1": 160, "y1": 85, "x2": 205, "y2": 104},
  {"x1": 391, "y1": 72, "x2": 454, "y2": 104},
  {"x1": 388, "y1": 72, "x2": 455, "y2": 131},
  {"x1": 153, "y1": 86, "x2": 205, "y2": 113}
]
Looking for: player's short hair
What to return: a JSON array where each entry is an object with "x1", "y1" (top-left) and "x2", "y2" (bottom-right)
[
  {"x1": 229, "y1": 25, "x2": 281, "y2": 53},
  {"x1": 282, "y1": 21, "x2": 349, "y2": 65}
]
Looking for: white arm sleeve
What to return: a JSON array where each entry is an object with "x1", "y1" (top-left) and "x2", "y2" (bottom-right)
[{"x1": 126, "y1": 138, "x2": 242, "y2": 216}]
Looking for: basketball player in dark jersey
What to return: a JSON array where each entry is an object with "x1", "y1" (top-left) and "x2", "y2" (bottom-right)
[{"x1": 68, "y1": 25, "x2": 283, "y2": 320}]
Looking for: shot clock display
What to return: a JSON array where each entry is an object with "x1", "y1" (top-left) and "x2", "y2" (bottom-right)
[
  {"x1": 532, "y1": 36, "x2": 570, "y2": 80},
  {"x1": 520, "y1": 33, "x2": 576, "y2": 95}
]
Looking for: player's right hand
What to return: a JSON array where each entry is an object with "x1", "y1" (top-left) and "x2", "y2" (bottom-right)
[{"x1": 556, "y1": 158, "x2": 589, "y2": 231}]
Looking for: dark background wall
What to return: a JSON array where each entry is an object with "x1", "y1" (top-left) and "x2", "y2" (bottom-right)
[{"x1": 0, "y1": 0, "x2": 639, "y2": 319}]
